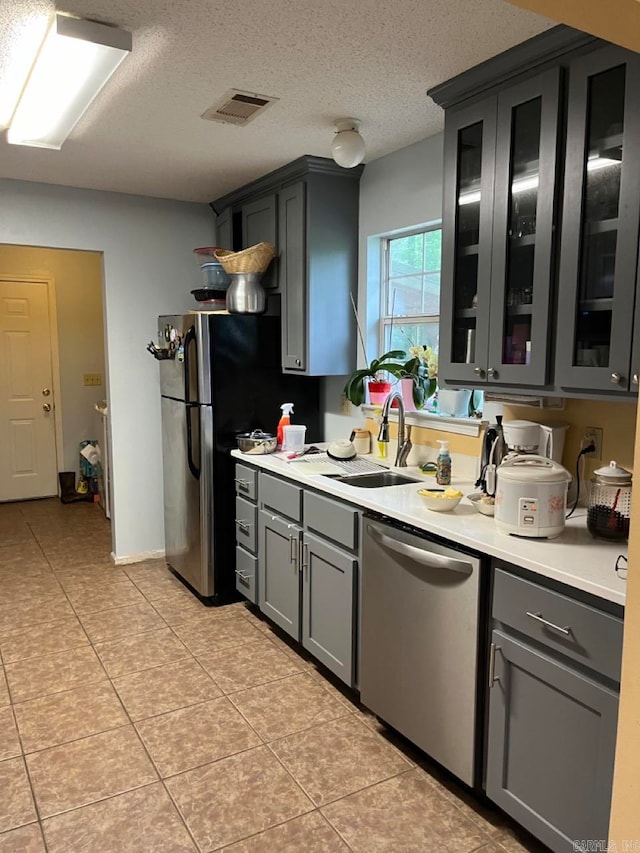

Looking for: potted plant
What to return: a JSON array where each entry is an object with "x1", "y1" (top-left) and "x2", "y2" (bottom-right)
[
  {"x1": 343, "y1": 350, "x2": 407, "y2": 406},
  {"x1": 401, "y1": 345, "x2": 438, "y2": 410}
]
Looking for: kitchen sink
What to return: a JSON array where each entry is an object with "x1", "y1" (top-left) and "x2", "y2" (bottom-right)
[{"x1": 330, "y1": 471, "x2": 419, "y2": 488}]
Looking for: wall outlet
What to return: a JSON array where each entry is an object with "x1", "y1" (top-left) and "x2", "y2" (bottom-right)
[
  {"x1": 584, "y1": 426, "x2": 603, "y2": 459},
  {"x1": 83, "y1": 374, "x2": 103, "y2": 387},
  {"x1": 340, "y1": 394, "x2": 351, "y2": 416}
]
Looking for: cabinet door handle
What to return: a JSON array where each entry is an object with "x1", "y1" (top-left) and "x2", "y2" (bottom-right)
[
  {"x1": 289, "y1": 534, "x2": 297, "y2": 567},
  {"x1": 610, "y1": 372, "x2": 622, "y2": 385},
  {"x1": 487, "y1": 367, "x2": 497, "y2": 378},
  {"x1": 526, "y1": 611, "x2": 571, "y2": 635},
  {"x1": 488, "y1": 642, "x2": 500, "y2": 687},
  {"x1": 235, "y1": 519, "x2": 250, "y2": 532},
  {"x1": 234, "y1": 478, "x2": 250, "y2": 490},
  {"x1": 473, "y1": 367, "x2": 485, "y2": 377},
  {"x1": 235, "y1": 569, "x2": 252, "y2": 582},
  {"x1": 633, "y1": 373, "x2": 639, "y2": 386},
  {"x1": 301, "y1": 542, "x2": 309, "y2": 578}
]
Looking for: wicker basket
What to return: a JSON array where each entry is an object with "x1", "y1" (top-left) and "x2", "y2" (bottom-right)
[{"x1": 214, "y1": 242, "x2": 276, "y2": 274}]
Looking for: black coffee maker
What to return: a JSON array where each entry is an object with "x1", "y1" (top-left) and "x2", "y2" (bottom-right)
[{"x1": 476, "y1": 415, "x2": 506, "y2": 496}]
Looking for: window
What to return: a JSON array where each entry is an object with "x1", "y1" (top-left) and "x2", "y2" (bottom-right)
[{"x1": 380, "y1": 226, "x2": 442, "y2": 356}]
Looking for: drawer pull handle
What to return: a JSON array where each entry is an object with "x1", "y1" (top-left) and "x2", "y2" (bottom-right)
[
  {"x1": 235, "y1": 569, "x2": 253, "y2": 582},
  {"x1": 302, "y1": 542, "x2": 309, "y2": 578},
  {"x1": 526, "y1": 611, "x2": 571, "y2": 635},
  {"x1": 235, "y1": 519, "x2": 250, "y2": 532},
  {"x1": 488, "y1": 642, "x2": 500, "y2": 687},
  {"x1": 235, "y1": 478, "x2": 250, "y2": 490}
]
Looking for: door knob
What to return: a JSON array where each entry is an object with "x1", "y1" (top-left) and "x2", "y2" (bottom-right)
[
  {"x1": 473, "y1": 367, "x2": 485, "y2": 377},
  {"x1": 610, "y1": 372, "x2": 622, "y2": 384},
  {"x1": 42, "y1": 403, "x2": 52, "y2": 412},
  {"x1": 487, "y1": 367, "x2": 497, "y2": 378},
  {"x1": 42, "y1": 387, "x2": 51, "y2": 396},
  {"x1": 633, "y1": 374, "x2": 639, "y2": 386}
]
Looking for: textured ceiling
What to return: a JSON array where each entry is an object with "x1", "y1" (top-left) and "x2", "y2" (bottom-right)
[{"x1": 0, "y1": 0, "x2": 553, "y2": 202}]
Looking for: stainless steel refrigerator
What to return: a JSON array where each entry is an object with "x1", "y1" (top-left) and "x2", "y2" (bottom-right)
[{"x1": 156, "y1": 310, "x2": 320, "y2": 602}]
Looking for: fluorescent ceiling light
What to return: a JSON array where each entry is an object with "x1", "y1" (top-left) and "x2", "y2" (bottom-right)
[{"x1": 7, "y1": 14, "x2": 131, "y2": 149}]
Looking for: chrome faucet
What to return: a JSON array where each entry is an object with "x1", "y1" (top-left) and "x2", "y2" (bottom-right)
[{"x1": 378, "y1": 391, "x2": 413, "y2": 467}]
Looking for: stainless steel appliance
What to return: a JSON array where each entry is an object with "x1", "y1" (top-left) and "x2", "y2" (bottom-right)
[
  {"x1": 154, "y1": 311, "x2": 320, "y2": 601},
  {"x1": 361, "y1": 515, "x2": 482, "y2": 786}
]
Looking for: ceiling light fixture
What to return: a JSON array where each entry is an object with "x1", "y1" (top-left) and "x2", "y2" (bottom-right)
[
  {"x1": 331, "y1": 117, "x2": 365, "y2": 168},
  {"x1": 7, "y1": 13, "x2": 132, "y2": 149}
]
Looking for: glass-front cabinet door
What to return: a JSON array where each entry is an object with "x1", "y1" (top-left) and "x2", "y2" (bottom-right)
[
  {"x1": 487, "y1": 69, "x2": 560, "y2": 386},
  {"x1": 439, "y1": 99, "x2": 497, "y2": 385},
  {"x1": 556, "y1": 47, "x2": 640, "y2": 392}
]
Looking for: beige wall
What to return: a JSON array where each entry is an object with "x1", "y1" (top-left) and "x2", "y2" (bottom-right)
[{"x1": 0, "y1": 245, "x2": 105, "y2": 476}]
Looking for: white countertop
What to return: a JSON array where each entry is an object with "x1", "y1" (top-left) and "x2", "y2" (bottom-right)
[{"x1": 232, "y1": 449, "x2": 627, "y2": 607}]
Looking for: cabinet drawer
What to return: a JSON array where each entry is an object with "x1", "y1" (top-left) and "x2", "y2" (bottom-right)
[
  {"x1": 260, "y1": 473, "x2": 302, "y2": 522},
  {"x1": 235, "y1": 496, "x2": 258, "y2": 554},
  {"x1": 493, "y1": 567, "x2": 623, "y2": 682},
  {"x1": 235, "y1": 464, "x2": 258, "y2": 502},
  {"x1": 304, "y1": 491, "x2": 359, "y2": 551},
  {"x1": 235, "y1": 546, "x2": 257, "y2": 604}
]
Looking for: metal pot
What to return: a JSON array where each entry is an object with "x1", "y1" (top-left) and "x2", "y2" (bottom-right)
[
  {"x1": 236, "y1": 430, "x2": 277, "y2": 454},
  {"x1": 226, "y1": 273, "x2": 266, "y2": 314}
]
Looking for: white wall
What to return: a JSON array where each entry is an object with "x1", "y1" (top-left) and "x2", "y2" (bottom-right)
[
  {"x1": 322, "y1": 133, "x2": 445, "y2": 439},
  {"x1": 0, "y1": 179, "x2": 214, "y2": 559}
]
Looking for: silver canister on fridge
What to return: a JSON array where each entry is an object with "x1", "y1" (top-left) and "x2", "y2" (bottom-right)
[{"x1": 225, "y1": 273, "x2": 266, "y2": 314}]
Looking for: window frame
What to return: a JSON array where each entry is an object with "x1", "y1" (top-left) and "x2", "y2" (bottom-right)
[{"x1": 379, "y1": 223, "x2": 443, "y2": 355}]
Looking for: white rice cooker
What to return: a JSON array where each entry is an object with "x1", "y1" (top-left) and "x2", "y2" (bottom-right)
[{"x1": 494, "y1": 455, "x2": 572, "y2": 539}]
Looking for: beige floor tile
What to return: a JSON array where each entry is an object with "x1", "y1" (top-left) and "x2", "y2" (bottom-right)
[
  {"x1": 27, "y1": 725, "x2": 157, "y2": 818},
  {"x1": 0, "y1": 669, "x2": 9, "y2": 707},
  {"x1": 66, "y1": 580, "x2": 146, "y2": 615},
  {"x1": 271, "y1": 715, "x2": 412, "y2": 806},
  {"x1": 0, "y1": 708, "x2": 21, "y2": 760},
  {"x1": 172, "y1": 615, "x2": 264, "y2": 655},
  {"x1": 0, "y1": 617, "x2": 89, "y2": 665},
  {"x1": 53, "y1": 565, "x2": 129, "y2": 591},
  {"x1": 0, "y1": 822, "x2": 45, "y2": 852},
  {"x1": 42, "y1": 782, "x2": 196, "y2": 852},
  {"x1": 198, "y1": 637, "x2": 303, "y2": 694},
  {"x1": 222, "y1": 811, "x2": 350, "y2": 852},
  {"x1": 492, "y1": 827, "x2": 549, "y2": 853},
  {"x1": 0, "y1": 542, "x2": 47, "y2": 571},
  {"x1": 136, "y1": 696, "x2": 261, "y2": 777},
  {"x1": 166, "y1": 745, "x2": 313, "y2": 850},
  {"x1": 79, "y1": 601, "x2": 165, "y2": 642},
  {"x1": 94, "y1": 627, "x2": 191, "y2": 677},
  {"x1": 112, "y1": 658, "x2": 221, "y2": 721},
  {"x1": 322, "y1": 769, "x2": 491, "y2": 853},
  {"x1": 0, "y1": 522, "x2": 34, "y2": 548},
  {"x1": 0, "y1": 758, "x2": 37, "y2": 833},
  {"x1": 121, "y1": 559, "x2": 168, "y2": 581},
  {"x1": 130, "y1": 572, "x2": 190, "y2": 602},
  {"x1": 0, "y1": 595, "x2": 74, "y2": 636},
  {"x1": 45, "y1": 552, "x2": 114, "y2": 572},
  {"x1": 5, "y1": 646, "x2": 107, "y2": 703},
  {"x1": 230, "y1": 672, "x2": 352, "y2": 742},
  {"x1": 14, "y1": 681, "x2": 128, "y2": 753},
  {"x1": 0, "y1": 576, "x2": 64, "y2": 605},
  {"x1": 150, "y1": 590, "x2": 231, "y2": 625}
]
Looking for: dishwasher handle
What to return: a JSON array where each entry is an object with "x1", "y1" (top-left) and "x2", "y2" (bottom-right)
[{"x1": 367, "y1": 525, "x2": 473, "y2": 575}]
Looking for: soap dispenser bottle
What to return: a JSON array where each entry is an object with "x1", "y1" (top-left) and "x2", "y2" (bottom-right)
[
  {"x1": 436, "y1": 440, "x2": 452, "y2": 486},
  {"x1": 277, "y1": 403, "x2": 294, "y2": 449}
]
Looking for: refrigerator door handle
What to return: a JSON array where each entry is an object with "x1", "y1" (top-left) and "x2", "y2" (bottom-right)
[
  {"x1": 183, "y1": 325, "x2": 196, "y2": 404},
  {"x1": 186, "y1": 403, "x2": 200, "y2": 480}
]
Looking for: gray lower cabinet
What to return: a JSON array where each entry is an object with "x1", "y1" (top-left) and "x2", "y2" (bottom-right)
[
  {"x1": 234, "y1": 463, "x2": 259, "y2": 604},
  {"x1": 486, "y1": 567, "x2": 622, "y2": 853},
  {"x1": 302, "y1": 531, "x2": 357, "y2": 685},
  {"x1": 258, "y1": 509, "x2": 302, "y2": 640},
  {"x1": 486, "y1": 630, "x2": 619, "y2": 853}
]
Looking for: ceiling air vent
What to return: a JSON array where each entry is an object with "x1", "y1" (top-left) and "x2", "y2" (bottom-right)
[{"x1": 201, "y1": 90, "x2": 279, "y2": 126}]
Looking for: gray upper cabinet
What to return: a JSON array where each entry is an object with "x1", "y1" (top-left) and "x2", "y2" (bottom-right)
[
  {"x1": 258, "y1": 509, "x2": 301, "y2": 640},
  {"x1": 555, "y1": 47, "x2": 640, "y2": 394},
  {"x1": 439, "y1": 69, "x2": 561, "y2": 389},
  {"x1": 212, "y1": 156, "x2": 362, "y2": 376},
  {"x1": 216, "y1": 207, "x2": 232, "y2": 252},
  {"x1": 486, "y1": 629, "x2": 619, "y2": 853},
  {"x1": 242, "y1": 193, "x2": 278, "y2": 290}
]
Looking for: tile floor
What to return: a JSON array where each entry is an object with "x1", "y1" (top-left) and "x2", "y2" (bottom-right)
[{"x1": 0, "y1": 499, "x2": 548, "y2": 852}]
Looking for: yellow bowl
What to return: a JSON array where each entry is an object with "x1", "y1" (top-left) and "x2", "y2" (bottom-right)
[{"x1": 417, "y1": 488, "x2": 462, "y2": 512}]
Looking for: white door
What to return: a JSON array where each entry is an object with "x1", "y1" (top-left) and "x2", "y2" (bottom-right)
[{"x1": 0, "y1": 280, "x2": 58, "y2": 501}]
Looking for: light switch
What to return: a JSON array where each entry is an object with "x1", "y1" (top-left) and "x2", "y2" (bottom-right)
[{"x1": 84, "y1": 374, "x2": 103, "y2": 386}]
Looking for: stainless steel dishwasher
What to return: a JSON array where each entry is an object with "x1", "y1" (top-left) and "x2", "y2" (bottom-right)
[{"x1": 361, "y1": 514, "x2": 482, "y2": 786}]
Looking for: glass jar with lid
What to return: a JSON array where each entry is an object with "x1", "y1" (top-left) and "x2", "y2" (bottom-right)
[{"x1": 587, "y1": 461, "x2": 632, "y2": 541}]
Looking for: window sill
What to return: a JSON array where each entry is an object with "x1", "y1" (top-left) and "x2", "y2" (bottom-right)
[{"x1": 361, "y1": 405, "x2": 486, "y2": 437}]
